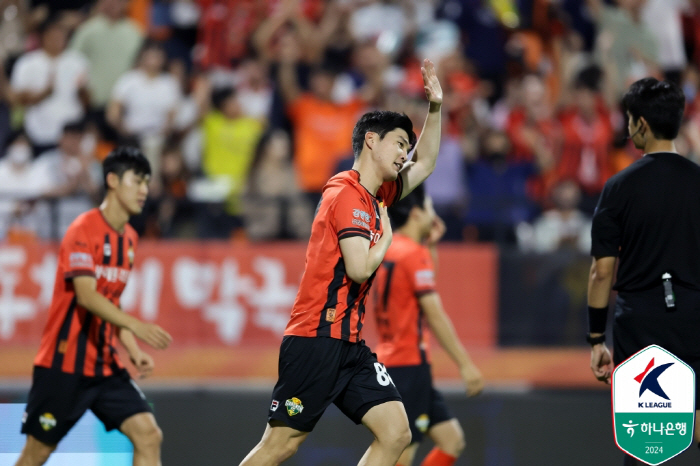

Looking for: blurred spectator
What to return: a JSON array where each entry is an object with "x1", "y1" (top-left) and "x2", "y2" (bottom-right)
[
  {"x1": 349, "y1": 0, "x2": 413, "y2": 58},
  {"x1": 642, "y1": 0, "x2": 689, "y2": 83},
  {"x1": 556, "y1": 66, "x2": 613, "y2": 213},
  {"x1": 516, "y1": 179, "x2": 592, "y2": 253},
  {"x1": 107, "y1": 40, "x2": 181, "y2": 182},
  {"x1": 195, "y1": 86, "x2": 264, "y2": 238},
  {"x1": 32, "y1": 120, "x2": 100, "y2": 238},
  {"x1": 11, "y1": 14, "x2": 90, "y2": 154},
  {"x1": 504, "y1": 74, "x2": 560, "y2": 201},
  {"x1": 150, "y1": 0, "x2": 200, "y2": 70},
  {"x1": 234, "y1": 57, "x2": 273, "y2": 121},
  {"x1": 71, "y1": 0, "x2": 144, "y2": 138},
  {"x1": 464, "y1": 130, "x2": 541, "y2": 243},
  {"x1": 277, "y1": 32, "x2": 367, "y2": 203},
  {"x1": 0, "y1": 0, "x2": 29, "y2": 63},
  {"x1": 244, "y1": 130, "x2": 312, "y2": 241},
  {"x1": 587, "y1": 0, "x2": 659, "y2": 101},
  {"x1": 0, "y1": 131, "x2": 48, "y2": 238}
]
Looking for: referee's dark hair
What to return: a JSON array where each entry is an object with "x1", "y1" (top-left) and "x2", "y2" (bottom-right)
[
  {"x1": 388, "y1": 184, "x2": 426, "y2": 230},
  {"x1": 102, "y1": 146, "x2": 152, "y2": 189},
  {"x1": 622, "y1": 77, "x2": 685, "y2": 140}
]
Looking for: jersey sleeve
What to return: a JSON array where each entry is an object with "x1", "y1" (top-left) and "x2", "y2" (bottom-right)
[
  {"x1": 376, "y1": 173, "x2": 404, "y2": 207},
  {"x1": 404, "y1": 247, "x2": 436, "y2": 297},
  {"x1": 333, "y1": 187, "x2": 372, "y2": 242},
  {"x1": 591, "y1": 180, "x2": 621, "y2": 257},
  {"x1": 61, "y1": 224, "x2": 96, "y2": 280}
]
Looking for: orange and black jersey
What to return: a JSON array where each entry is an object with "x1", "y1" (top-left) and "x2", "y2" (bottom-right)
[
  {"x1": 285, "y1": 170, "x2": 403, "y2": 342},
  {"x1": 34, "y1": 209, "x2": 138, "y2": 376},
  {"x1": 373, "y1": 233, "x2": 437, "y2": 367}
]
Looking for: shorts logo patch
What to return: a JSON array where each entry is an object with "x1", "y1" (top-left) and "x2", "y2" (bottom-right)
[
  {"x1": 415, "y1": 414, "x2": 430, "y2": 433},
  {"x1": 325, "y1": 308, "x2": 336, "y2": 323},
  {"x1": 270, "y1": 400, "x2": 279, "y2": 411},
  {"x1": 39, "y1": 413, "x2": 56, "y2": 431},
  {"x1": 285, "y1": 397, "x2": 304, "y2": 416}
]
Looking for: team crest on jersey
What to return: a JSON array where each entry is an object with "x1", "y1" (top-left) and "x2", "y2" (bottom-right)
[
  {"x1": 285, "y1": 397, "x2": 304, "y2": 416},
  {"x1": 128, "y1": 246, "x2": 135, "y2": 266},
  {"x1": 39, "y1": 413, "x2": 56, "y2": 431},
  {"x1": 103, "y1": 242, "x2": 112, "y2": 258},
  {"x1": 326, "y1": 308, "x2": 336, "y2": 323},
  {"x1": 415, "y1": 414, "x2": 430, "y2": 433}
]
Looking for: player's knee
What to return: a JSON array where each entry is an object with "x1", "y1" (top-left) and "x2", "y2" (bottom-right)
[
  {"x1": 132, "y1": 424, "x2": 163, "y2": 451},
  {"x1": 448, "y1": 434, "x2": 466, "y2": 457},
  {"x1": 384, "y1": 423, "x2": 412, "y2": 452}
]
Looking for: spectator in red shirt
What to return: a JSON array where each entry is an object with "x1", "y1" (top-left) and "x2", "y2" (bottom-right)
[{"x1": 557, "y1": 66, "x2": 614, "y2": 213}]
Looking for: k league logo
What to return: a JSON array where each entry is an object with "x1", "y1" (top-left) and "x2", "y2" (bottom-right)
[{"x1": 612, "y1": 345, "x2": 696, "y2": 465}]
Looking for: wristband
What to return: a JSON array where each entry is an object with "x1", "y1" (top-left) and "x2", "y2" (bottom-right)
[
  {"x1": 588, "y1": 305, "x2": 608, "y2": 334},
  {"x1": 586, "y1": 333, "x2": 606, "y2": 346},
  {"x1": 429, "y1": 102, "x2": 441, "y2": 113}
]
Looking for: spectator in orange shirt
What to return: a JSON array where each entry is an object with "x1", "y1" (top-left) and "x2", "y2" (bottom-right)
[{"x1": 277, "y1": 31, "x2": 372, "y2": 206}]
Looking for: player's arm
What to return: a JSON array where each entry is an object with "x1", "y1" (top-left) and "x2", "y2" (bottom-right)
[
  {"x1": 399, "y1": 59, "x2": 443, "y2": 200},
  {"x1": 73, "y1": 276, "x2": 171, "y2": 349},
  {"x1": 420, "y1": 292, "x2": 484, "y2": 396},
  {"x1": 588, "y1": 255, "x2": 616, "y2": 384},
  {"x1": 339, "y1": 205, "x2": 393, "y2": 284},
  {"x1": 118, "y1": 328, "x2": 155, "y2": 379}
]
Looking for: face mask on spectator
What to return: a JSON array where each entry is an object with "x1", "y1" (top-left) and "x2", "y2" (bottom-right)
[{"x1": 7, "y1": 144, "x2": 31, "y2": 166}]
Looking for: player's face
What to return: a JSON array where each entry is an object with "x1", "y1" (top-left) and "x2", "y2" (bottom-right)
[
  {"x1": 115, "y1": 169, "x2": 150, "y2": 215},
  {"x1": 374, "y1": 129, "x2": 410, "y2": 181}
]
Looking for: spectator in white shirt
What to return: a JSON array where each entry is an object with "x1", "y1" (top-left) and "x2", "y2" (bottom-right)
[
  {"x1": 107, "y1": 41, "x2": 181, "y2": 186},
  {"x1": 10, "y1": 14, "x2": 90, "y2": 155},
  {"x1": 0, "y1": 131, "x2": 50, "y2": 238}
]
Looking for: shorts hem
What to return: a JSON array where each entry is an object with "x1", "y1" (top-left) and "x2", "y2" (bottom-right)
[
  {"x1": 351, "y1": 396, "x2": 402, "y2": 425},
  {"x1": 110, "y1": 405, "x2": 153, "y2": 432},
  {"x1": 267, "y1": 414, "x2": 314, "y2": 433}
]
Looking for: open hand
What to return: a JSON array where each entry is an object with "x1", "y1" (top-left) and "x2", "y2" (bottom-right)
[{"x1": 421, "y1": 59, "x2": 443, "y2": 105}]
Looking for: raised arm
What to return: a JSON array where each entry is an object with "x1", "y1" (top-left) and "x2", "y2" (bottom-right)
[{"x1": 399, "y1": 59, "x2": 443, "y2": 199}]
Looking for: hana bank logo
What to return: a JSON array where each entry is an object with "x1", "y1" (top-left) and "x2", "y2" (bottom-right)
[{"x1": 635, "y1": 358, "x2": 674, "y2": 408}]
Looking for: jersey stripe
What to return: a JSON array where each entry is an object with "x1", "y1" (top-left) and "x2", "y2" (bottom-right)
[
  {"x1": 102, "y1": 234, "x2": 111, "y2": 265},
  {"x1": 418, "y1": 304, "x2": 427, "y2": 364},
  {"x1": 318, "y1": 258, "x2": 347, "y2": 337},
  {"x1": 73, "y1": 311, "x2": 93, "y2": 373},
  {"x1": 94, "y1": 319, "x2": 107, "y2": 376},
  {"x1": 342, "y1": 282, "x2": 361, "y2": 340},
  {"x1": 116, "y1": 236, "x2": 124, "y2": 267},
  {"x1": 50, "y1": 297, "x2": 77, "y2": 370}
]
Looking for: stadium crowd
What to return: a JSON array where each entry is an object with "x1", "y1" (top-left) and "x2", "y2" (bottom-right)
[{"x1": 2, "y1": 0, "x2": 700, "y2": 247}]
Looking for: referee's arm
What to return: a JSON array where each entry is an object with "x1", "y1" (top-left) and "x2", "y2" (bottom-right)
[{"x1": 587, "y1": 256, "x2": 616, "y2": 383}]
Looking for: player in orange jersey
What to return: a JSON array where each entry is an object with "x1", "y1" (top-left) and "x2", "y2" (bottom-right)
[
  {"x1": 15, "y1": 146, "x2": 172, "y2": 466},
  {"x1": 373, "y1": 184, "x2": 483, "y2": 466},
  {"x1": 239, "y1": 59, "x2": 443, "y2": 466}
]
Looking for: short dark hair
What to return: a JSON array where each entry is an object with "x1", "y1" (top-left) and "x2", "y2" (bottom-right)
[
  {"x1": 211, "y1": 87, "x2": 236, "y2": 111},
  {"x1": 102, "y1": 146, "x2": 151, "y2": 189},
  {"x1": 351, "y1": 111, "x2": 417, "y2": 159},
  {"x1": 388, "y1": 184, "x2": 425, "y2": 229},
  {"x1": 622, "y1": 77, "x2": 685, "y2": 140},
  {"x1": 574, "y1": 65, "x2": 602, "y2": 92},
  {"x1": 62, "y1": 120, "x2": 86, "y2": 135}
]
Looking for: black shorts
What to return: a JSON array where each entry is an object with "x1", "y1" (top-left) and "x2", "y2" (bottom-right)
[
  {"x1": 387, "y1": 364, "x2": 454, "y2": 443},
  {"x1": 268, "y1": 336, "x2": 402, "y2": 432},
  {"x1": 613, "y1": 287, "x2": 700, "y2": 401},
  {"x1": 21, "y1": 366, "x2": 152, "y2": 445}
]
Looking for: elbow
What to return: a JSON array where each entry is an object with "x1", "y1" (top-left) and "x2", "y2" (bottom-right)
[
  {"x1": 346, "y1": 268, "x2": 371, "y2": 284},
  {"x1": 591, "y1": 267, "x2": 614, "y2": 283}
]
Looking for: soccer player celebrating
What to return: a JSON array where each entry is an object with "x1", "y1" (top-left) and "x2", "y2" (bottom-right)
[
  {"x1": 239, "y1": 59, "x2": 443, "y2": 466},
  {"x1": 373, "y1": 184, "x2": 483, "y2": 466},
  {"x1": 15, "y1": 147, "x2": 172, "y2": 466}
]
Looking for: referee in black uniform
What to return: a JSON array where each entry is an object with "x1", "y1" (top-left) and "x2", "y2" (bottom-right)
[{"x1": 587, "y1": 78, "x2": 700, "y2": 462}]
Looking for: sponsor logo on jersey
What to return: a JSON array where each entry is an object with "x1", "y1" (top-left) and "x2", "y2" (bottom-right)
[
  {"x1": 326, "y1": 308, "x2": 336, "y2": 323},
  {"x1": 69, "y1": 252, "x2": 94, "y2": 269},
  {"x1": 95, "y1": 265, "x2": 130, "y2": 283}
]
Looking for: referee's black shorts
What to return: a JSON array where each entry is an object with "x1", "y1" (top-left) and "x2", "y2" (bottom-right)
[{"x1": 613, "y1": 286, "x2": 700, "y2": 401}]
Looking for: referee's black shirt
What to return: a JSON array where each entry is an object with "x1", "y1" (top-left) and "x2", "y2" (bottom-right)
[{"x1": 592, "y1": 152, "x2": 700, "y2": 292}]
